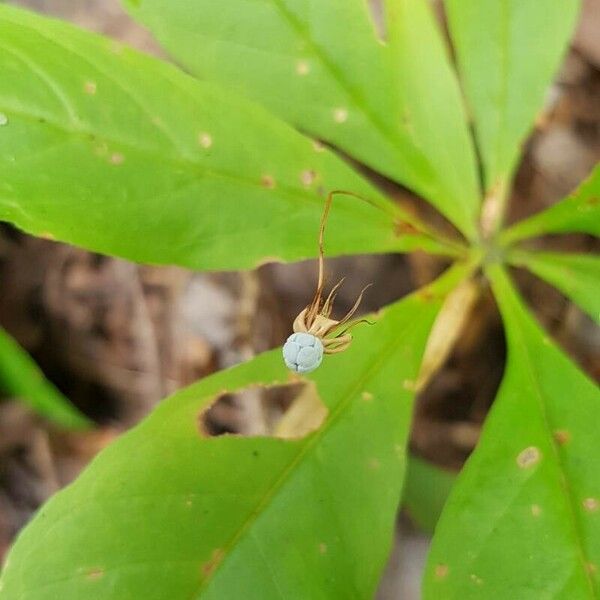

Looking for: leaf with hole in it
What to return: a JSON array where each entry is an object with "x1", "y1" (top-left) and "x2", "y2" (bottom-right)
[
  {"x1": 424, "y1": 265, "x2": 600, "y2": 599},
  {"x1": 0, "y1": 6, "x2": 453, "y2": 273},
  {"x1": 502, "y1": 166, "x2": 600, "y2": 244},
  {"x1": 445, "y1": 0, "x2": 581, "y2": 195},
  {"x1": 0, "y1": 263, "x2": 471, "y2": 600},
  {"x1": 0, "y1": 327, "x2": 90, "y2": 430},
  {"x1": 123, "y1": 0, "x2": 479, "y2": 239},
  {"x1": 510, "y1": 250, "x2": 600, "y2": 324},
  {"x1": 403, "y1": 455, "x2": 456, "y2": 534}
]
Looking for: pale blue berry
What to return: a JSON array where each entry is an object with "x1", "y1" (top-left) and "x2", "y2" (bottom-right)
[{"x1": 282, "y1": 332, "x2": 324, "y2": 373}]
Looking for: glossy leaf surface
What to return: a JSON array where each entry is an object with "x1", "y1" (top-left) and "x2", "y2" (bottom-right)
[
  {"x1": 0, "y1": 6, "x2": 450, "y2": 272},
  {"x1": 446, "y1": 0, "x2": 580, "y2": 193},
  {"x1": 0, "y1": 263, "x2": 472, "y2": 600},
  {"x1": 424, "y1": 265, "x2": 600, "y2": 599},
  {"x1": 124, "y1": 0, "x2": 480, "y2": 238}
]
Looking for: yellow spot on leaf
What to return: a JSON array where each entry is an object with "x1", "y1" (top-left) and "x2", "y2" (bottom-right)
[
  {"x1": 84, "y1": 81, "x2": 97, "y2": 95},
  {"x1": 470, "y1": 574, "x2": 483, "y2": 585},
  {"x1": 361, "y1": 391, "x2": 373, "y2": 402},
  {"x1": 319, "y1": 542, "x2": 327, "y2": 555},
  {"x1": 110, "y1": 152, "x2": 124, "y2": 165},
  {"x1": 333, "y1": 107, "x2": 348, "y2": 123},
  {"x1": 531, "y1": 504, "x2": 542, "y2": 517},
  {"x1": 312, "y1": 140, "x2": 326, "y2": 153},
  {"x1": 198, "y1": 132, "x2": 213, "y2": 149},
  {"x1": 296, "y1": 60, "x2": 310, "y2": 75},
  {"x1": 516, "y1": 446, "x2": 541, "y2": 469}
]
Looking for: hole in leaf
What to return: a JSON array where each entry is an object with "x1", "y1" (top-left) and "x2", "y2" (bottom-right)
[{"x1": 197, "y1": 381, "x2": 327, "y2": 439}]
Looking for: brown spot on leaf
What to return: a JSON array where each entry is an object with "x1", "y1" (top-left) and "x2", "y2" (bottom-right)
[
  {"x1": 361, "y1": 391, "x2": 373, "y2": 402},
  {"x1": 583, "y1": 498, "x2": 599, "y2": 512},
  {"x1": 394, "y1": 221, "x2": 418, "y2": 236},
  {"x1": 516, "y1": 446, "x2": 541, "y2": 469},
  {"x1": 586, "y1": 196, "x2": 599, "y2": 206},
  {"x1": 261, "y1": 175, "x2": 276, "y2": 189},
  {"x1": 83, "y1": 81, "x2": 97, "y2": 95},
  {"x1": 86, "y1": 568, "x2": 104, "y2": 581},
  {"x1": 434, "y1": 564, "x2": 449, "y2": 579},
  {"x1": 201, "y1": 549, "x2": 224, "y2": 578},
  {"x1": 554, "y1": 430, "x2": 571, "y2": 445}
]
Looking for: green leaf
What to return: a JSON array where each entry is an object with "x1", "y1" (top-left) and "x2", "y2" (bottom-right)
[
  {"x1": 383, "y1": 0, "x2": 481, "y2": 239},
  {"x1": 0, "y1": 6, "x2": 453, "y2": 273},
  {"x1": 424, "y1": 265, "x2": 600, "y2": 599},
  {"x1": 0, "y1": 262, "x2": 472, "y2": 600},
  {"x1": 509, "y1": 250, "x2": 600, "y2": 324},
  {"x1": 501, "y1": 166, "x2": 600, "y2": 244},
  {"x1": 123, "y1": 0, "x2": 480, "y2": 239},
  {"x1": 446, "y1": 0, "x2": 581, "y2": 195},
  {"x1": 0, "y1": 327, "x2": 90, "y2": 430},
  {"x1": 403, "y1": 455, "x2": 456, "y2": 534}
]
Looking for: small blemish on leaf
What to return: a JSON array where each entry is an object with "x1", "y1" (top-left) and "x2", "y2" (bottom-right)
[
  {"x1": 554, "y1": 430, "x2": 571, "y2": 445},
  {"x1": 109, "y1": 152, "x2": 124, "y2": 165},
  {"x1": 312, "y1": 140, "x2": 326, "y2": 153},
  {"x1": 198, "y1": 132, "x2": 213, "y2": 149},
  {"x1": 300, "y1": 170, "x2": 316, "y2": 187},
  {"x1": 333, "y1": 107, "x2": 348, "y2": 123},
  {"x1": 583, "y1": 498, "x2": 599, "y2": 512},
  {"x1": 586, "y1": 563, "x2": 598, "y2": 575},
  {"x1": 470, "y1": 574, "x2": 483, "y2": 585},
  {"x1": 86, "y1": 567, "x2": 104, "y2": 581},
  {"x1": 318, "y1": 542, "x2": 327, "y2": 555},
  {"x1": 434, "y1": 564, "x2": 449, "y2": 580},
  {"x1": 201, "y1": 549, "x2": 224, "y2": 578},
  {"x1": 361, "y1": 391, "x2": 373, "y2": 402},
  {"x1": 83, "y1": 81, "x2": 97, "y2": 95},
  {"x1": 261, "y1": 174, "x2": 276, "y2": 189},
  {"x1": 368, "y1": 458, "x2": 381, "y2": 470},
  {"x1": 40, "y1": 232, "x2": 56, "y2": 241},
  {"x1": 296, "y1": 60, "x2": 310, "y2": 75},
  {"x1": 0, "y1": 113, "x2": 8, "y2": 126},
  {"x1": 517, "y1": 446, "x2": 541, "y2": 468},
  {"x1": 394, "y1": 221, "x2": 419, "y2": 236},
  {"x1": 531, "y1": 504, "x2": 541, "y2": 517}
]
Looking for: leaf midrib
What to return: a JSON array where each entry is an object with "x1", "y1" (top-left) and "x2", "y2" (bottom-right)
[
  {"x1": 509, "y1": 302, "x2": 598, "y2": 598},
  {"x1": 193, "y1": 306, "x2": 431, "y2": 598}
]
